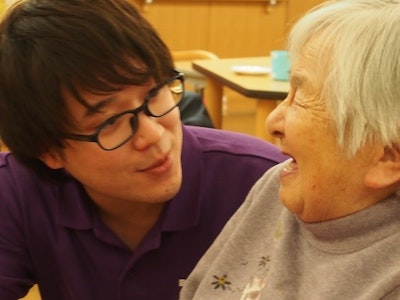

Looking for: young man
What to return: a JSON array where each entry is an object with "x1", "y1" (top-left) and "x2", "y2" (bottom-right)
[{"x1": 0, "y1": 0, "x2": 285, "y2": 299}]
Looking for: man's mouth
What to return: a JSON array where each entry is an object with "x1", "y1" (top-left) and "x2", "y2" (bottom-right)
[{"x1": 139, "y1": 154, "x2": 172, "y2": 175}]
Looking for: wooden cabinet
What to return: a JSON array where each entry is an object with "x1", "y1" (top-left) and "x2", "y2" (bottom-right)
[
  {"x1": 207, "y1": 2, "x2": 286, "y2": 57},
  {"x1": 131, "y1": 0, "x2": 324, "y2": 58}
]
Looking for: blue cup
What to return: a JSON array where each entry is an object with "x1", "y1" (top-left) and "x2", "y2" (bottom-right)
[{"x1": 271, "y1": 50, "x2": 290, "y2": 81}]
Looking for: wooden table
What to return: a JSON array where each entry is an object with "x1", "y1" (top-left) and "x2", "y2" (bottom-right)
[{"x1": 192, "y1": 56, "x2": 289, "y2": 142}]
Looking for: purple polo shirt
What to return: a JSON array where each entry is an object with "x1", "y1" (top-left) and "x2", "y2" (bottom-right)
[{"x1": 0, "y1": 125, "x2": 286, "y2": 300}]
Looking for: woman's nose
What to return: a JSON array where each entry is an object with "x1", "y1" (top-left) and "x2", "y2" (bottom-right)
[{"x1": 265, "y1": 99, "x2": 287, "y2": 139}]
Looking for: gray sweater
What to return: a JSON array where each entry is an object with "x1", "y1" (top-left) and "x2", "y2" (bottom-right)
[{"x1": 180, "y1": 163, "x2": 400, "y2": 299}]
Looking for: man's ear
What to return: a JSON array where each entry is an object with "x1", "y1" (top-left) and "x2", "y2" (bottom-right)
[
  {"x1": 39, "y1": 151, "x2": 65, "y2": 170},
  {"x1": 364, "y1": 143, "x2": 400, "y2": 188}
]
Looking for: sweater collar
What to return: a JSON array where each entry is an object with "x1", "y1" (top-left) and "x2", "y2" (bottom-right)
[{"x1": 299, "y1": 195, "x2": 400, "y2": 253}]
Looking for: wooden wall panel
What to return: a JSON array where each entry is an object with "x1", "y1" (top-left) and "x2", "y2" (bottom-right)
[
  {"x1": 208, "y1": 2, "x2": 287, "y2": 57},
  {"x1": 286, "y1": 0, "x2": 325, "y2": 31},
  {"x1": 132, "y1": 0, "x2": 289, "y2": 57},
  {"x1": 133, "y1": 1, "x2": 210, "y2": 52}
]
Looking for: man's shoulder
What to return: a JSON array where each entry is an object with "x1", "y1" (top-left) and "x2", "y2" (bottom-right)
[
  {"x1": 0, "y1": 152, "x2": 36, "y2": 177},
  {"x1": 0, "y1": 151, "x2": 11, "y2": 167},
  {"x1": 0, "y1": 152, "x2": 23, "y2": 177},
  {"x1": 0, "y1": 152, "x2": 52, "y2": 193},
  {"x1": 183, "y1": 125, "x2": 286, "y2": 162}
]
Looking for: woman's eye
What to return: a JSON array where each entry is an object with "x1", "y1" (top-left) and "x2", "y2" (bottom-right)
[
  {"x1": 293, "y1": 98, "x2": 306, "y2": 107},
  {"x1": 290, "y1": 89, "x2": 307, "y2": 108}
]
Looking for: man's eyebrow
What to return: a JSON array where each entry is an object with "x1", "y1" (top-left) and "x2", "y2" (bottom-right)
[{"x1": 84, "y1": 96, "x2": 116, "y2": 117}]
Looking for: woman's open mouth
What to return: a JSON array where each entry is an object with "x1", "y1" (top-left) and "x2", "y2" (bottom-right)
[{"x1": 280, "y1": 157, "x2": 298, "y2": 178}]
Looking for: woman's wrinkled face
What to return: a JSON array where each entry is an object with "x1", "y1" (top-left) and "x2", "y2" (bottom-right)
[
  {"x1": 265, "y1": 43, "x2": 383, "y2": 222},
  {"x1": 43, "y1": 78, "x2": 183, "y2": 206}
]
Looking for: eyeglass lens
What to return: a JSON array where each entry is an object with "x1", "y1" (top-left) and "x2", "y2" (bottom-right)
[{"x1": 97, "y1": 77, "x2": 183, "y2": 150}]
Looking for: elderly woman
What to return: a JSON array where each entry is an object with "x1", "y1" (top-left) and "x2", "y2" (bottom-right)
[{"x1": 180, "y1": 0, "x2": 400, "y2": 299}]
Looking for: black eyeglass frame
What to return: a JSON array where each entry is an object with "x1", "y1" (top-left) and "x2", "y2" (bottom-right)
[{"x1": 66, "y1": 71, "x2": 185, "y2": 151}]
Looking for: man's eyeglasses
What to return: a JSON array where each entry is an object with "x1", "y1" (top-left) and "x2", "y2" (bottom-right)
[{"x1": 66, "y1": 71, "x2": 184, "y2": 151}]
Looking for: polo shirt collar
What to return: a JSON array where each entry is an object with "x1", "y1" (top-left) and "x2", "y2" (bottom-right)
[
  {"x1": 159, "y1": 126, "x2": 203, "y2": 231},
  {"x1": 55, "y1": 175, "x2": 96, "y2": 230}
]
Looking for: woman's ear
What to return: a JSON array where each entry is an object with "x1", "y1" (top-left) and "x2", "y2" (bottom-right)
[
  {"x1": 364, "y1": 143, "x2": 400, "y2": 188},
  {"x1": 39, "y1": 151, "x2": 64, "y2": 170}
]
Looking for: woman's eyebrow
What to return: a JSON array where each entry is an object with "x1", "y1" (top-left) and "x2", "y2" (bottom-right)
[{"x1": 290, "y1": 74, "x2": 305, "y2": 88}]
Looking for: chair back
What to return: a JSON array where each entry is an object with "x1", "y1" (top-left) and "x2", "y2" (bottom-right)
[{"x1": 172, "y1": 50, "x2": 218, "y2": 94}]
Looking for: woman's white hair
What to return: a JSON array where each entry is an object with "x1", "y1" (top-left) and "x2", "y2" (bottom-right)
[{"x1": 288, "y1": 0, "x2": 400, "y2": 157}]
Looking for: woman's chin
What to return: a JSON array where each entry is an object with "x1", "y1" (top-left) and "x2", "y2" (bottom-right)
[{"x1": 279, "y1": 186, "x2": 304, "y2": 216}]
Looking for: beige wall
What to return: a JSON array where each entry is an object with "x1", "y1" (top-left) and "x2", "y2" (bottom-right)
[{"x1": 131, "y1": 0, "x2": 325, "y2": 57}]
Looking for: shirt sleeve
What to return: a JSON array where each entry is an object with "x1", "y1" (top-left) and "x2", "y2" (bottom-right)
[{"x1": 0, "y1": 166, "x2": 36, "y2": 299}]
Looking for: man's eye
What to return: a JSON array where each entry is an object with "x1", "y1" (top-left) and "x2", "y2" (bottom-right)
[
  {"x1": 91, "y1": 115, "x2": 118, "y2": 133},
  {"x1": 147, "y1": 87, "x2": 161, "y2": 100},
  {"x1": 102, "y1": 115, "x2": 119, "y2": 128}
]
